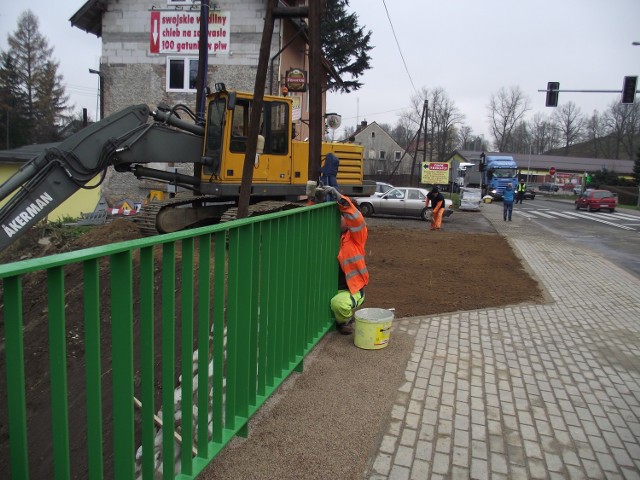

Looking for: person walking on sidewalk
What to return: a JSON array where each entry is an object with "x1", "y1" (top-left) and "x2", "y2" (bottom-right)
[
  {"x1": 503, "y1": 183, "x2": 515, "y2": 221},
  {"x1": 427, "y1": 186, "x2": 445, "y2": 230},
  {"x1": 516, "y1": 178, "x2": 526, "y2": 204},
  {"x1": 323, "y1": 186, "x2": 368, "y2": 335}
]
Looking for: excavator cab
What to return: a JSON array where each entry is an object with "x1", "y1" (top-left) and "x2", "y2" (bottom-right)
[{"x1": 200, "y1": 89, "x2": 294, "y2": 196}]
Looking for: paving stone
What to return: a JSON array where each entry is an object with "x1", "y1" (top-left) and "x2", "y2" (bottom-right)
[{"x1": 365, "y1": 206, "x2": 640, "y2": 480}]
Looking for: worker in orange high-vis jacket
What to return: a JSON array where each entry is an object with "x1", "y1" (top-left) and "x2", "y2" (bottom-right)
[
  {"x1": 322, "y1": 186, "x2": 369, "y2": 335},
  {"x1": 427, "y1": 186, "x2": 445, "y2": 230}
]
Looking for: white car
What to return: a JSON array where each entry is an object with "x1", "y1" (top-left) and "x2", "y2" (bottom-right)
[
  {"x1": 357, "y1": 187, "x2": 453, "y2": 221},
  {"x1": 374, "y1": 182, "x2": 394, "y2": 197}
]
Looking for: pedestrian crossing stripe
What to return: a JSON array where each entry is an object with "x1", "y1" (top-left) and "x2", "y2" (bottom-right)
[{"x1": 521, "y1": 208, "x2": 636, "y2": 230}]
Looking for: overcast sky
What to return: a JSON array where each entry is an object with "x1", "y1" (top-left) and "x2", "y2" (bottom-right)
[
  {"x1": 0, "y1": 1, "x2": 102, "y2": 119},
  {"x1": 327, "y1": 0, "x2": 640, "y2": 142},
  {"x1": 1, "y1": 0, "x2": 639, "y2": 141}
]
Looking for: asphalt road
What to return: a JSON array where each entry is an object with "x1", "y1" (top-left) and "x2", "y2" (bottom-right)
[{"x1": 510, "y1": 196, "x2": 640, "y2": 279}]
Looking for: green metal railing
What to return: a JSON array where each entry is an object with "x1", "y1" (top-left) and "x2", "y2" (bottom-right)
[{"x1": 0, "y1": 202, "x2": 339, "y2": 479}]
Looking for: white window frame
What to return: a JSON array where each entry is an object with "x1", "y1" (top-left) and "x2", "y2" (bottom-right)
[
  {"x1": 380, "y1": 150, "x2": 386, "y2": 160},
  {"x1": 166, "y1": 57, "x2": 198, "y2": 92},
  {"x1": 394, "y1": 150, "x2": 402, "y2": 161}
]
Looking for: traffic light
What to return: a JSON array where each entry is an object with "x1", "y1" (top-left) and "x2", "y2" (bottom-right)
[
  {"x1": 545, "y1": 82, "x2": 559, "y2": 107},
  {"x1": 622, "y1": 76, "x2": 637, "y2": 104}
]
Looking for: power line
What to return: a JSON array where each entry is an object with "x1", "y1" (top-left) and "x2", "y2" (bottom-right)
[
  {"x1": 381, "y1": 0, "x2": 418, "y2": 96},
  {"x1": 340, "y1": 105, "x2": 411, "y2": 122}
]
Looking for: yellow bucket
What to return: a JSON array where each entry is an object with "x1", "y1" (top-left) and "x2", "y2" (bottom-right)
[{"x1": 354, "y1": 308, "x2": 394, "y2": 350}]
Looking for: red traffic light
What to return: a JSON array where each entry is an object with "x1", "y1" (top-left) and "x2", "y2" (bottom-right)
[{"x1": 549, "y1": 167, "x2": 556, "y2": 175}]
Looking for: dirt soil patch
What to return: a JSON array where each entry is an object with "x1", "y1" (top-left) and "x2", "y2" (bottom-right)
[{"x1": 0, "y1": 212, "x2": 545, "y2": 478}]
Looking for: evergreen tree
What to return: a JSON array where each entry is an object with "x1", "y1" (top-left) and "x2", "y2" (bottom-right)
[
  {"x1": 33, "y1": 61, "x2": 69, "y2": 142},
  {"x1": 321, "y1": 0, "x2": 373, "y2": 93},
  {"x1": 3, "y1": 9, "x2": 69, "y2": 145},
  {"x1": 0, "y1": 52, "x2": 29, "y2": 149}
]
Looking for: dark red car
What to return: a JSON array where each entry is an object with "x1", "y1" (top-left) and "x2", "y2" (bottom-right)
[{"x1": 575, "y1": 189, "x2": 617, "y2": 212}]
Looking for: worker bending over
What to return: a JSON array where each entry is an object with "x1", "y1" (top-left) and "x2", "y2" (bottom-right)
[
  {"x1": 427, "y1": 186, "x2": 445, "y2": 231},
  {"x1": 323, "y1": 186, "x2": 369, "y2": 335}
]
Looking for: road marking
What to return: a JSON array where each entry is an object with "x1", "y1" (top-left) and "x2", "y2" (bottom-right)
[
  {"x1": 562, "y1": 211, "x2": 635, "y2": 230},
  {"x1": 527, "y1": 211, "x2": 557, "y2": 218},
  {"x1": 609, "y1": 212, "x2": 640, "y2": 221},
  {"x1": 523, "y1": 208, "x2": 637, "y2": 231}
]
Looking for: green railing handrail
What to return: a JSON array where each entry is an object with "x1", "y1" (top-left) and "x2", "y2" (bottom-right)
[{"x1": 0, "y1": 201, "x2": 340, "y2": 479}]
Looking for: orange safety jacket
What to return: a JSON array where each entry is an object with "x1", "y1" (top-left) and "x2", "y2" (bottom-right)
[{"x1": 337, "y1": 196, "x2": 369, "y2": 294}]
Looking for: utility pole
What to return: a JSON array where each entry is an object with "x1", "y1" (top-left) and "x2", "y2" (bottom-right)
[
  {"x1": 237, "y1": 1, "x2": 309, "y2": 218},
  {"x1": 307, "y1": 0, "x2": 325, "y2": 185},
  {"x1": 409, "y1": 100, "x2": 427, "y2": 187},
  {"x1": 193, "y1": 0, "x2": 210, "y2": 187}
]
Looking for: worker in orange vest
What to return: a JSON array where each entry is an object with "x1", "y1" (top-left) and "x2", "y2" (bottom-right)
[
  {"x1": 322, "y1": 186, "x2": 369, "y2": 335},
  {"x1": 427, "y1": 186, "x2": 445, "y2": 231}
]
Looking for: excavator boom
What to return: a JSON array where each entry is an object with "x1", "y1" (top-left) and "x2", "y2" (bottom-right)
[{"x1": 0, "y1": 105, "x2": 150, "y2": 251}]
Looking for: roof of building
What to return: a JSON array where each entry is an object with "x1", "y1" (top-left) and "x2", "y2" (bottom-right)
[
  {"x1": 69, "y1": 0, "x2": 107, "y2": 37},
  {"x1": 0, "y1": 143, "x2": 59, "y2": 164}
]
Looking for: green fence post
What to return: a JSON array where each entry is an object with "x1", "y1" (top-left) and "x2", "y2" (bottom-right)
[
  {"x1": 180, "y1": 238, "x2": 195, "y2": 476},
  {"x1": 139, "y1": 246, "x2": 156, "y2": 479},
  {"x1": 83, "y1": 259, "x2": 104, "y2": 480},
  {"x1": 196, "y1": 234, "x2": 211, "y2": 457},
  {"x1": 110, "y1": 251, "x2": 135, "y2": 479},
  {"x1": 161, "y1": 243, "x2": 176, "y2": 480},
  {"x1": 4, "y1": 276, "x2": 29, "y2": 479},
  {"x1": 48, "y1": 266, "x2": 71, "y2": 479}
]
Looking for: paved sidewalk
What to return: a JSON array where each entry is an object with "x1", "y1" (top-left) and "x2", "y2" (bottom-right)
[{"x1": 365, "y1": 202, "x2": 640, "y2": 479}]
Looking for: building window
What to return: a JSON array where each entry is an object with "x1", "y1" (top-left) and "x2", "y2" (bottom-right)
[
  {"x1": 371, "y1": 132, "x2": 375, "y2": 138},
  {"x1": 167, "y1": 57, "x2": 198, "y2": 92},
  {"x1": 395, "y1": 151, "x2": 402, "y2": 161},
  {"x1": 380, "y1": 151, "x2": 386, "y2": 160}
]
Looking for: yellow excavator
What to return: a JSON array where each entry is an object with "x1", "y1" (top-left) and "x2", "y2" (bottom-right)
[{"x1": 0, "y1": 85, "x2": 374, "y2": 250}]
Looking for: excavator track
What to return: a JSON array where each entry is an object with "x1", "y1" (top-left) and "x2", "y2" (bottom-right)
[
  {"x1": 134, "y1": 197, "x2": 303, "y2": 237},
  {"x1": 134, "y1": 195, "x2": 227, "y2": 237},
  {"x1": 219, "y1": 200, "x2": 303, "y2": 223}
]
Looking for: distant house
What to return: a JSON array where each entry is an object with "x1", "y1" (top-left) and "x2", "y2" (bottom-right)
[{"x1": 351, "y1": 121, "x2": 410, "y2": 177}]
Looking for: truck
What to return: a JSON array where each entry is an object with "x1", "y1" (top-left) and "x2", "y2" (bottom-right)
[
  {"x1": 0, "y1": 85, "x2": 375, "y2": 251},
  {"x1": 464, "y1": 155, "x2": 518, "y2": 200}
]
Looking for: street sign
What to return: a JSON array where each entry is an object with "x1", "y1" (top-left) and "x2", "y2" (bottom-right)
[{"x1": 549, "y1": 167, "x2": 556, "y2": 175}]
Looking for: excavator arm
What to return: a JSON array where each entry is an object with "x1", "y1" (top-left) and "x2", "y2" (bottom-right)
[{"x1": 0, "y1": 103, "x2": 205, "y2": 252}]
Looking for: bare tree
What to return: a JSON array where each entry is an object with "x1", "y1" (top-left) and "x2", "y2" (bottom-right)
[
  {"x1": 341, "y1": 125, "x2": 356, "y2": 141},
  {"x1": 584, "y1": 110, "x2": 609, "y2": 158},
  {"x1": 528, "y1": 111, "x2": 559, "y2": 154},
  {"x1": 390, "y1": 116, "x2": 415, "y2": 150},
  {"x1": 605, "y1": 100, "x2": 640, "y2": 159},
  {"x1": 551, "y1": 101, "x2": 585, "y2": 155},
  {"x1": 487, "y1": 86, "x2": 530, "y2": 152},
  {"x1": 619, "y1": 103, "x2": 640, "y2": 160},
  {"x1": 457, "y1": 125, "x2": 473, "y2": 150},
  {"x1": 508, "y1": 121, "x2": 530, "y2": 153}
]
